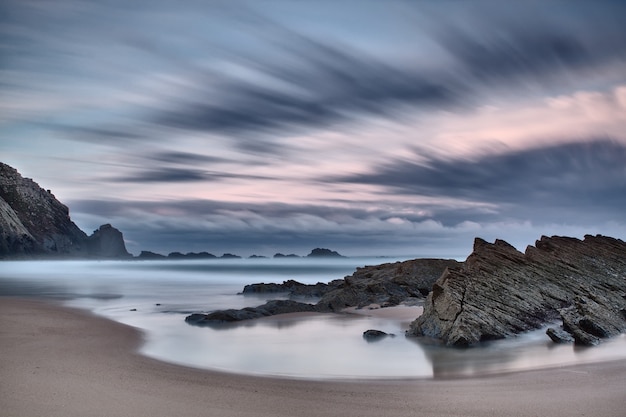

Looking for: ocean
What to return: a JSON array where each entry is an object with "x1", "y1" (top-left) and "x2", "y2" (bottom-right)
[{"x1": 1, "y1": 257, "x2": 625, "y2": 379}]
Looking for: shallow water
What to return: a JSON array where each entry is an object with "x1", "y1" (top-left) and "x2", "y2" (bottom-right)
[{"x1": 1, "y1": 258, "x2": 625, "y2": 379}]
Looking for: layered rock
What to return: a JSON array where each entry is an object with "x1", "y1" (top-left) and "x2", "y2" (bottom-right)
[
  {"x1": 0, "y1": 162, "x2": 130, "y2": 258},
  {"x1": 408, "y1": 235, "x2": 626, "y2": 346}
]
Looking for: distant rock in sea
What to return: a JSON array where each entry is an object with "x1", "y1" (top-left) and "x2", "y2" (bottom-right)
[
  {"x1": 220, "y1": 253, "x2": 241, "y2": 259},
  {"x1": 0, "y1": 162, "x2": 131, "y2": 259},
  {"x1": 273, "y1": 253, "x2": 300, "y2": 258},
  {"x1": 306, "y1": 248, "x2": 344, "y2": 258},
  {"x1": 86, "y1": 224, "x2": 132, "y2": 258},
  {"x1": 167, "y1": 251, "x2": 217, "y2": 259},
  {"x1": 138, "y1": 251, "x2": 167, "y2": 260},
  {"x1": 408, "y1": 235, "x2": 626, "y2": 346}
]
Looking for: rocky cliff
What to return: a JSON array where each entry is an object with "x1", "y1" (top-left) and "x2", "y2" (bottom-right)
[
  {"x1": 408, "y1": 235, "x2": 626, "y2": 346},
  {"x1": 0, "y1": 162, "x2": 130, "y2": 258}
]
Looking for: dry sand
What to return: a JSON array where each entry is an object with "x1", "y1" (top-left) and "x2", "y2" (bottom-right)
[{"x1": 1, "y1": 297, "x2": 625, "y2": 417}]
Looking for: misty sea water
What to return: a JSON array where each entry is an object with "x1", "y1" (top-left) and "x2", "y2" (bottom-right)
[{"x1": 1, "y1": 258, "x2": 625, "y2": 379}]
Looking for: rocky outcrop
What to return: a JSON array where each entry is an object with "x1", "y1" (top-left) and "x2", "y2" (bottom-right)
[
  {"x1": 187, "y1": 258, "x2": 459, "y2": 325},
  {"x1": 0, "y1": 162, "x2": 131, "y2": 258},
  {"x1": 241, "y1": 279, "x2": 342, "y2": 298},
  {"x1": 408, "y1": 235, "x2": 626, "y2": 347},
  {"x1": 317, "y1": 258, "x2": 461, "y2": 311}
]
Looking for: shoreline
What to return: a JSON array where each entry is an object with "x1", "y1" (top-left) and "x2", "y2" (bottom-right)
[{"x1": 2, "y1": 297, "x2": 626, "y2": 417}]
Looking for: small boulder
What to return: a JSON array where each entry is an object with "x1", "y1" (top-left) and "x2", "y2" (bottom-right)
[{"x1": 362, "y1": 329, "x2": 393, "y2": 341}]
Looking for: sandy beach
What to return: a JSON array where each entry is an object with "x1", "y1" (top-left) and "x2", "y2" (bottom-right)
[{"x1": 1, "y1": 298, "x2": 625, "y2": 417}]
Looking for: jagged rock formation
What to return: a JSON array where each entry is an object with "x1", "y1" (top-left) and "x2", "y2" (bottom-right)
[
  {"x1": 0, "y1": 162, "x2": 130, "y2": 258},
  {"x1": 408, "y1": 235, "x2": 626, "y2": 347},
  {"x1": 187, "y1": 258, "x2": 459, "y2": 325},
  {"x1": 86, "y1": 224, "x2": 132, "y2": 258}
]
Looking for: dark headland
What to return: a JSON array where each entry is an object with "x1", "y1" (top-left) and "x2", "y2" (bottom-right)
[{"x1": 0, "y1": 162, "x2": 130, "y2": 259}]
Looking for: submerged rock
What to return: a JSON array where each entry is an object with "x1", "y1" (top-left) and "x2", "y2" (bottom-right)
[
  {"x1": 185, "y1": 300, "x2": 321, "y2": 326},
  {"x1": 408, "y1": 235, "x2": 626, "y2": 347}
]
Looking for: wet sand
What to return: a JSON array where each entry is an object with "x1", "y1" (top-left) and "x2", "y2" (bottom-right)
[{"x1": 1, "y1": 297, "x2": 625, "y2": 417}]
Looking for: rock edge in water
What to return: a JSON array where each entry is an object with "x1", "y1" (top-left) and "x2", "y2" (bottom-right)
[{"x1": 186, "y1": 258, "x2": 459, "y2": 325}]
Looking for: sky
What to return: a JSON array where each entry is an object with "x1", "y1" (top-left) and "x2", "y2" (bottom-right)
[{"x1": 1, "y1": 0, "x2": 626, "y2": 257}]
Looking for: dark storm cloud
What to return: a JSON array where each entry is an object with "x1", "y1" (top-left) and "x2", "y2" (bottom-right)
[
  {"x1": 148, "y1": 151, "x2": 230, "y2": 165},
  {"x1": 114, "y1": 168, "x2": 209, "y2": 183},
  {"x1": 112, "y1": 168, "x2": 271, "y2": 183},
  {"x1": 34, "y1": 124, "x2": 145, "y2": 143},
  {"x1": 337, "y1": 140, "x2": 626, "y2": 221}
]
